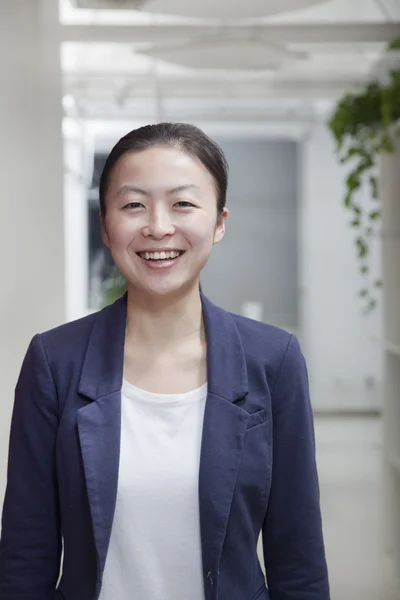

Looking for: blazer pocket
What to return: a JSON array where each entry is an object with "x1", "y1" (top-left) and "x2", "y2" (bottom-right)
[
  {"x1": 251, "y1": 583, "x2": 270, "y2": 599},
  {"x1": 246, "y1": 409, "x2": 267, "y2": 430}
]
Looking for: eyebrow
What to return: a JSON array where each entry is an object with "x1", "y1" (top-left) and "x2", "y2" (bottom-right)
[{"x1": 116, "y1": 184, "x2": 200, "y2": 197}]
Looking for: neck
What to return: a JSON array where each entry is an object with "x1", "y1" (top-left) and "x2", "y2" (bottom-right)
[{"x1": 125, "y1": 283, "x2": 204, "y2": 350}]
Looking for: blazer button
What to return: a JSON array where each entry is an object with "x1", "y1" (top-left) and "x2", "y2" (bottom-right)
[{"x1": 207, "y1": 571, "x2": 214, "y2": 585}]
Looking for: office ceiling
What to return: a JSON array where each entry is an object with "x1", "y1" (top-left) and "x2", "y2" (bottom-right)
[
  {"x1": 70, "y1": 0, "x2": 327, "y2": 19},
  {"x1": 61, "y1": 0, "x2": 400, "y2": 128}
]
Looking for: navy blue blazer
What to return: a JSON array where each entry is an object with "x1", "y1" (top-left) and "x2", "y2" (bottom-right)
[{"x1": 0, "y1": 293, "x2": 330, "y2": 600}]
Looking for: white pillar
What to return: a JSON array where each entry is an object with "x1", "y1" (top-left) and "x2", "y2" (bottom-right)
[
  {"x1": 64, "y1": 119, "x2": 95, "y2": 322},
  {"x1": 0, "y1": 1, "x2": 65, "y2": 503},
  {"x1": 381, "y1": 129, "x2": 400, "y2": 598}
]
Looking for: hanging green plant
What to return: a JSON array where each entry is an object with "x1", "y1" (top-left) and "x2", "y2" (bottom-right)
[
  {"x1": 103, "y1": 265, "x2": 127, "y2": 307},
  {"x1": 327, "y1": 38, "x2": 400, "y2": 313}
]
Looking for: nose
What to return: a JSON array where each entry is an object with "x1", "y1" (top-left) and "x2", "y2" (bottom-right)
[{"x1": 142, "y1": 206, "x2": 175, "y2": 240}]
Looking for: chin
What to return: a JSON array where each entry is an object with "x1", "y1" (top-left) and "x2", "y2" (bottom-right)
[{"x1": 128, "y1": 277, "x2": 199, "y2": 300}]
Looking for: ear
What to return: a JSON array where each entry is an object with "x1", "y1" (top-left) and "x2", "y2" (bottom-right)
[
  {"x1": 100, "y1": 213, "x2": 111, "y2": 249},
  {"x1": 213, "y1": 207, "x2": 229, "y2": 245}
]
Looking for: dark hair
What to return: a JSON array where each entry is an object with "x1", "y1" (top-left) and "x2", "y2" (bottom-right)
[{"x1": 99, "y1": 122, "x2": 228, "y2": 219}]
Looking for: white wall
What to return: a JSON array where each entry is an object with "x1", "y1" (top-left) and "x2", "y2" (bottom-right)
[{"x1": 300, "y1": 123, "x2": 383, "y2": 412}]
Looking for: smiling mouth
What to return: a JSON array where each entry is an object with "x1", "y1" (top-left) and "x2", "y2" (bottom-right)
[{"x1": 136, "y1": 250, "x2": 185, "y2": 262}]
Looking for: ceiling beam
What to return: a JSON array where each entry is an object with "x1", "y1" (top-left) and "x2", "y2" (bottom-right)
[
  {"x1": 64, "y1": 75, "x2": 362, "y2": 99},
  {"x1": 62, "y1": 22, "x2": 400, "y2": 44}
]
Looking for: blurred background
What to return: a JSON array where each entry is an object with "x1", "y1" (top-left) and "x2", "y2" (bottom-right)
[{"x1": 1, "y1": 1, "x2": 400, "y2": 598}]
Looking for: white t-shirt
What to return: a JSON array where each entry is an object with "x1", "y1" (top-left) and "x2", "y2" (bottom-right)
[{"x1": 99, "y1": 379, "x2": 208, "y2": 600}]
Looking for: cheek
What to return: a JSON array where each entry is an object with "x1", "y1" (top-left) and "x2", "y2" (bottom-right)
[
  {"x1": 186, "y1": 214, "x2": 218, "y2": 245},
  {"x1": 105, "y1": 216, "x2": 137, "y2": 248}
]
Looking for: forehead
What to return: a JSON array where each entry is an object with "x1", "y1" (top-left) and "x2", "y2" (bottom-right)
[{"x1": 110, "y1": 146, "x2": 214, "y2": 188}]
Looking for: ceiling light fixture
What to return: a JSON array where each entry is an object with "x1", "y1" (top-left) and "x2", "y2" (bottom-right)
[
  {"x1": 138, "y1": 38, "x2": 306, "y2": 70},
  {"x1": 71, "y1": 0, "x2": 327, "y2": 19}
]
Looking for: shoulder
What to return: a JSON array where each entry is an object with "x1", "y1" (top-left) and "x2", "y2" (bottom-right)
[
  {"x1": 37, "y1": 309, "x2": 101, "y2": 366},
  {"x1": 229, "y1": 310, "x2": 297, "y2": 357},
  {"x1": 229, "y1": 311, "x2": 291, "y2": 346},
  {"x1": 17, "y1": 310, "x2": 103, "y2": 391},
  {"x1": 228, "y1": 311, "x2": 305, "y2": 382},
  {"x1": 41, "y1": 310, "x2": 97, "y2": 344}
]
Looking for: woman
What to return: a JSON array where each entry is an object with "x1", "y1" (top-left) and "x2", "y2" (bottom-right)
[{"x1": 0, "y1": 123, "x2": 330, "y2": 600}]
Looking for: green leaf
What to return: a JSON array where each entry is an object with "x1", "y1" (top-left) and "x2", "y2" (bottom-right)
[
  {"x1": 341, "y1": 145, "x2": 364, "y2": 163},
  {"x1": 356, "y1": 238, "x2": 368, "y2": 258},
  {"x1": 374, "y1": 279, "x2": 383, "y2": 288},
  {"x1": 360, "y1": 265, "x2": 369, "y2": 274},
  {"x1": 344, "y1": 192, "x2": 353, "y2": 208},
  {"x1": 369, "y1": 211, "x2": 381, "y2": 220},
  {"x1": 346, "y1": 171, "x2": 361, "y2": 190},
  {"x1": 359, "y1": 289, "x2": 368, "y2": 297},
  {"x1": 351, "y1": 220, "x2": 361, "y2": 227},
  {"x1": 378, "y1": 132, "x2": 394, "y2": 153},
  {"x1": 388, "y1": 38, "x2": 400, "y2": 51}
]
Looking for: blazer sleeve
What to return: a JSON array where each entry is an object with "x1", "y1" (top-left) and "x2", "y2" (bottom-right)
[
  {"x1": 262, "y1": 334, "x2": 330, "y2": 599},
  {"x1": 0, "y1": 334, "x2": 62, "y2": 600}
]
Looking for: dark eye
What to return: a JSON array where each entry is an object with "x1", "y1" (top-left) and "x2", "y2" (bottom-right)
[
  {"x1": 174, "y1": 201, "x2": 194, "y2": 208},
  {"x1": 123, "y1": 202, "x2": 143, "y2": 209}
]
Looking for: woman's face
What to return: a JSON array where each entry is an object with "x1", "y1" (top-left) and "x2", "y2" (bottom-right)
[{"x1": 102, "y1": 145, "x2": 228, "y2": 298}]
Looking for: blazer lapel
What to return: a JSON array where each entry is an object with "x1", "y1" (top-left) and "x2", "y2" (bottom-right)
[
  {"x1": 76, "y1": 294, "x2": 127, "y2": 582},
  {"x1": 199, "y1": 295, "x2": 249, "y2": 593}
]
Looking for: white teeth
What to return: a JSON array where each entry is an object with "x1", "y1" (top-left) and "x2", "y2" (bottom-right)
[{"x1": 139, "y1": 251, "x2": 182, "y2": 261}]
